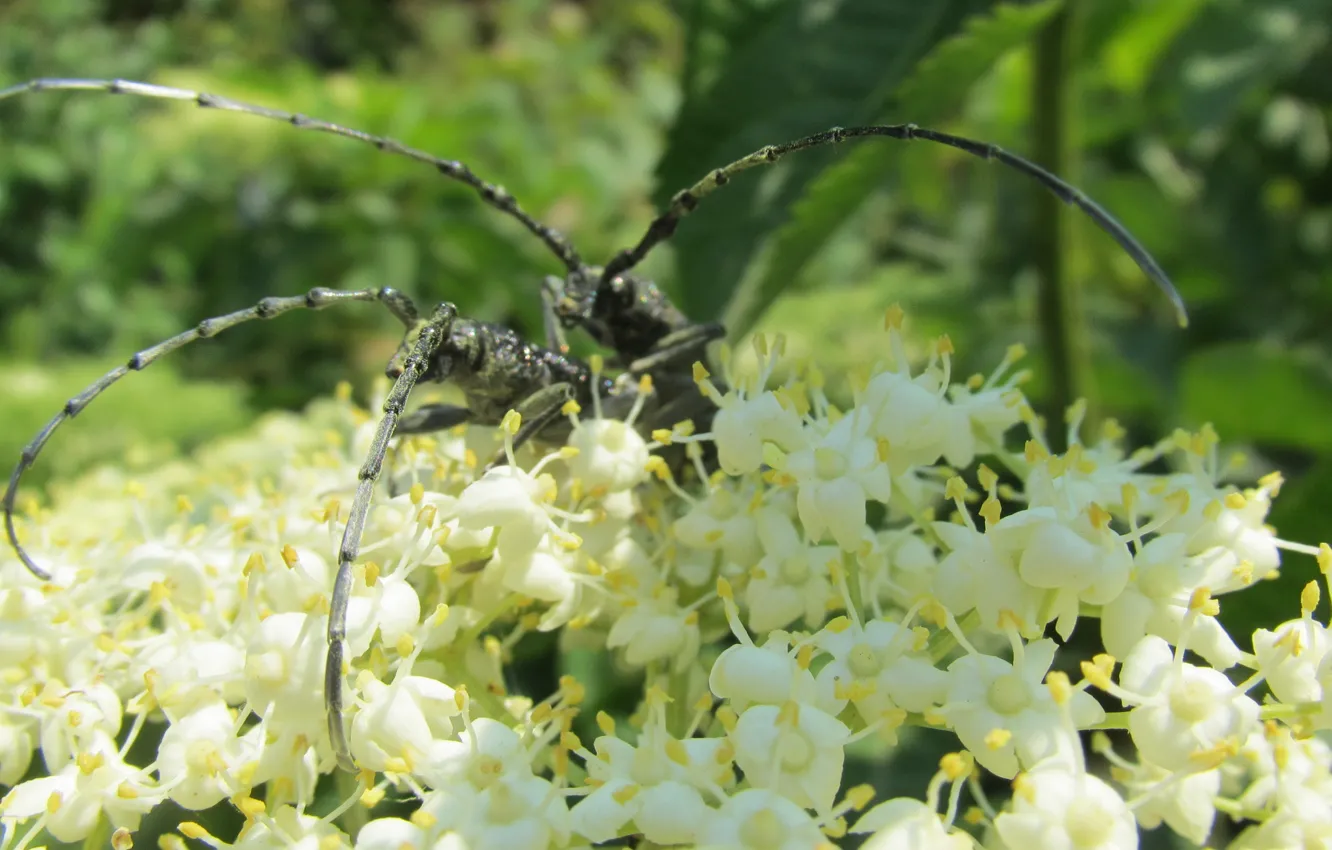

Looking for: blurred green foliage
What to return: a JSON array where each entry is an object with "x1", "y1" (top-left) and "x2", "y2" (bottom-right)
[
  {"x1": 3, "y1": 0, "x2": 1332, "y2": 839},
  {"x1": 0, "y1": 356, "x2": 251, "y2": 484},
  {"x1": 1, "y1": 0, "x2": 678, "y2": 403},
  {"x1": 1, "y1": 0, "x2": 680, "y2": 477}
]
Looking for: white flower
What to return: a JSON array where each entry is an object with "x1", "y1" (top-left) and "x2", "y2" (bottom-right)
[
  {"x1": 1, "y1": 730, "x2": 161, "y2": 842},
  {"x1": 932, "y1": 521, "x2": 1044, "y2": 638},
  {"x1": 1252, "y1": 616, "x2": 1328, "y2": 705},
  {"x1": 1021, "y1": 446, "x2": 1144, "y2": 522},
  {"x1": 938, "y1": 639, "x2": 1103, "y2": 779},
  {"x1": 573, "y1": 737, "x2": 713, "y2": 844},
  {"x1": 1115, "y1": 759, "x2": 1220, "y2": 845},
  {"x1": 571, "y1": 700, "x2": 724, "y2": 845},
  {"x1": 944, "y1": 350, "x2": 1025, "y2": 468},
  {"x1": 1159, "y1": 477, "x2": 1282, "y2": 590},
  {"x1": 0, "y1": 585, "x2": 51, "y2": 673},
  {"x1": 0, "y1": 713, "x2": 37, "y2": 786},
  {"x1": 226, "y1": 805, "x2": 351, "y2": 850},
  {"x1": 709, "y1": 635, "x2": 831, "y2": 714},
  {"x1": 746, "y1": 507, "x2": 839, "y2": 632},
  {"x1": 697, "y1": 339, "x2": 807, "y2": 477},
  {"x1": 994, "y1": 759, "x2": 1138, "y2": 850},
  {"x1": 252, "y1": 543, "x2": 334, "y2": 615},
  {"x1": 1120, "y1": 636, "x2": 1260, "y2": 773},
  {"x1": 992, "y1": 504, "x2": 1132, "y2": 639},
  {"x1": 815, "y1": 617, "x2": 948, "y2": 721},
  {"x1": 695, "y1": 788, "x2": 828, "y2": 850},
  {"x1": 155, "y1": 700, "x2": 258, "y2": 810},
  {"x1": 455, "y1": 465, "x2": 563, "y2": 562},
  {"x1": 117, "y1": 538, "x2": 227, "y2": 614},
  {"x1": 137, "y1": 634, "x2": 248, "y2": 713},
  {"x1": 784, "y1": 415, "x2": 892, "y2": 552},
  {"x1": 567, "y1": 417, "x2": 650, "y2": 492},
  {"x1": 350, "y1": 674, "x2": 460, "y2": 773},
  {"x1": 243, "y1": 612, "x2": 325, "y2": 725},
  {"x1": 342, "y1": 570, "x2": 423, "y2": 659},
  {"x1": 38, "y1": 682, "x2": 123, "y2": 770},
  {"x1": 859, "y1": 528, "x2": 938, "y2": 610},
  {"x1": 1229, "y1": 785, "x2": 1332, "y2": 849},
  {"x1": 1101, "y1": 534, "x2": 1241, "y2": 671},
  {"x1": 487, "y1": 536, "x2": 579, "y2": 604},
  {"x1": 852, "y1": 798, "x2": 976, "y2": 849},
  {"x1": 729, "y1": 701, "x2": 849, "y2": 813},
  {"x1": 419, "y1": 774, "x2": 571, "y2": 850},
  {"x1": 672, "y1": 483, "x2": 763, "y2": 568},
  {"x1": 606, "y1": 586, "x2": 700, "y2": 671},
  {"x1": 420, "y1": 717, "x2": 531, "y2": 790},
  {"x1": 862, "y1": 367, "x2": 955, "y2": 472},
  {"x1": 248, "y1": 726, "x2": 322, "y2": 803},
  {"x1": 355, "y1": 818, "x2": 425, "y2": 850},
  {"x1": 711, "y1": 391, "x2": 808, "y2": 476}
]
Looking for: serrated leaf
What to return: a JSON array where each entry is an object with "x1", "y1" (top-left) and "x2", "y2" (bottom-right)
[
  {"x1": 894, "y1": 0, "x2": 1063, "y2": 116},
  {"x1": 680, "y1": 0, "x2": 788, "y2": 104},
  {"x1": 1180, "y1": 344, "x2": 1332, "y2": 450},
  {"x1": 653, "y1": 0, "x2": 999, "y2": 322},
  {"x1": 723, "y1": 0, "x2": 1063, "y2": 336}
]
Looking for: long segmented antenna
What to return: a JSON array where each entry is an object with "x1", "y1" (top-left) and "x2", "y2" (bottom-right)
[
  {"x1": 601, "y1": 124, "x2": 1189, "y2": 326},
  {"x1": 325, "y1": 301, "x2": 455, "y2": 772},
  {"x1": 0, "y1": 78, "x2": 586, "y2": 274},
  {"x1": 2, "y1": 286, "x2": 420, "y2": 581}
]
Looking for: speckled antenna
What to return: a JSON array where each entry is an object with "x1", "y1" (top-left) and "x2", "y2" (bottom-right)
[
  {"x1": 0, "y1": 78, "x2": 588, "y2": 273},
  {"x1": 597, "y1": 124, "x2": 1189, "y2": 328}
]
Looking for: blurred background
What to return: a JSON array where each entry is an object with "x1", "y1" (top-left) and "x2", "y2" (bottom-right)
[{"x1": 2, "y1": 0, "x2": 1331, "y2": 831}]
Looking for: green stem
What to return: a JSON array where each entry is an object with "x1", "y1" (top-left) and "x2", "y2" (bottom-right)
[
  {"x1": 667, "y1": 666, "x2": 694, "y2": 738},
  {"x1": 334, "y1": 768, "x2": 370, "y2": 838},
  {"x1": 82, "y1": 814, "x2": 111, "y2": 850},
  {"x1": 1031, "y1": 0, "x2": 1092, "y2": 452},
  {"x1": 1089, "y1": 710, "x2": 1131, "y2": 730}
]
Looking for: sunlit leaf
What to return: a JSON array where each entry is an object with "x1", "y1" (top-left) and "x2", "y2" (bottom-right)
[
  {"x1": 657, "y1": 0, "x2": 1000, "y2": 322},
  {"x1": 723, "y1": 0, "x2": 1063, "y2": 336},
  {"x1": 1098, "y1": 0, "x2": 1208, "y2": 94},
  {"x1": 1180, "y1": 344, "x2": 1332, "y2": 450}
]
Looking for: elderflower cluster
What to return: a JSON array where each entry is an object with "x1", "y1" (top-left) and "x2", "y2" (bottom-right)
[{"x1": 2, "y1": 307, "x2": 1330, "y2": 850}]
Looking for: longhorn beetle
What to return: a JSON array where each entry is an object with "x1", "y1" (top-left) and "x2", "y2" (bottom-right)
[{"x1": 0, "y1": 77, "x2": 1188, "y2": 773}]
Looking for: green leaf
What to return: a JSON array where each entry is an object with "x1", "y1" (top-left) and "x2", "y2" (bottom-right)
[
  {"x1": 1180, "y1": 344, "x2": 1332, "y2": 450},
  {"x1": 1164, "y1": 0, "x2": 1332, "y2": 139},
  {"x1": 724, "y1": 0, "x2": 1064, "y2": 336},
  {"x1": 0, "y1": 359, "x2": 252, "y2": 489},
  {"x1": 679, "y1": 0, "x2": 788, "y2": 104},
  {"x1": 656, "y1": 0, "x2": 999, "y2": 322},
  {"x1": 1097, "y1": 0, "x2": 1209, "y2": 94}
]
